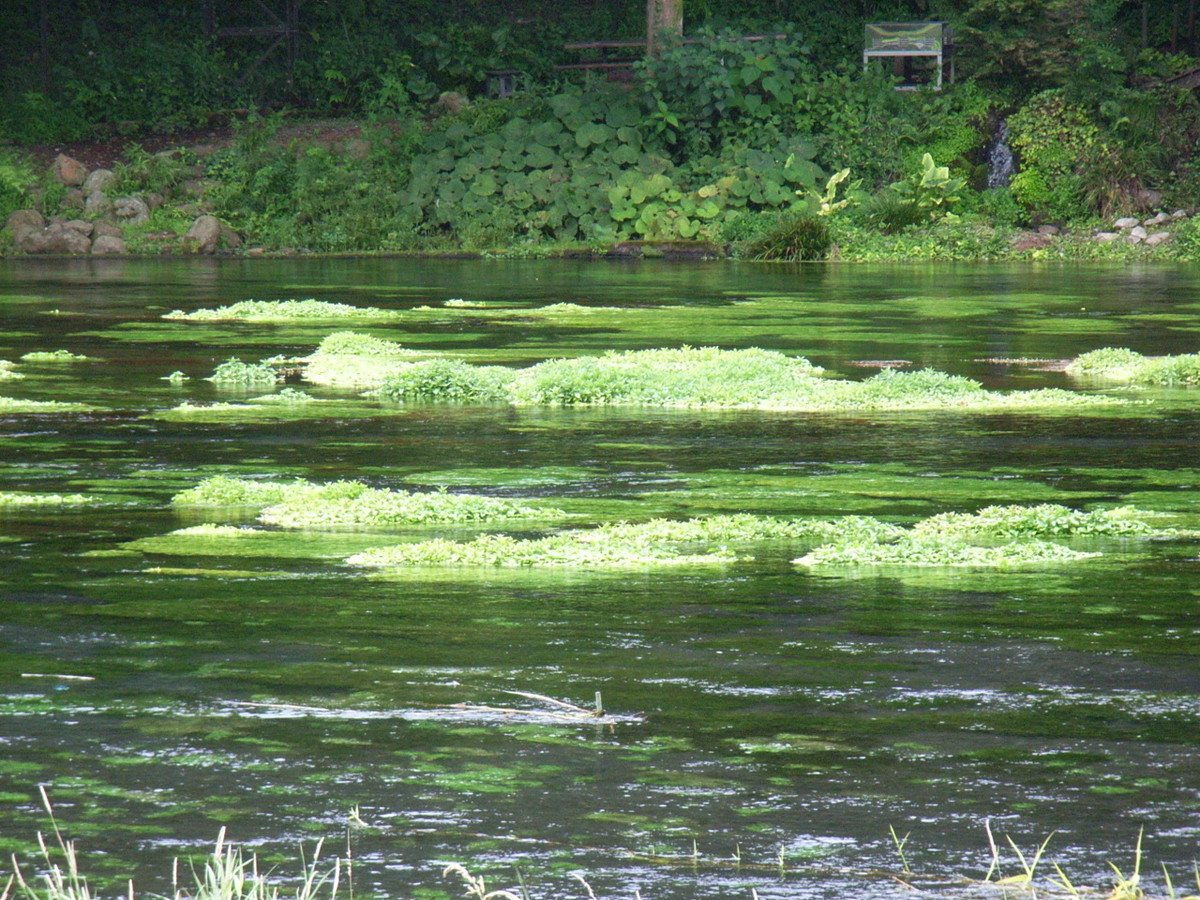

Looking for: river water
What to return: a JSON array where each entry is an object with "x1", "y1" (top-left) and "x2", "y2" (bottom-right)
[{"x1": 1, "y1": 258, "x2": 1198, "y2": 900}]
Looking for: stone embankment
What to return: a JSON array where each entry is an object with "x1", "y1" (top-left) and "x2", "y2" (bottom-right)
[{"x1": 4, "y1": 153, "x2": 241, "y2": 256}]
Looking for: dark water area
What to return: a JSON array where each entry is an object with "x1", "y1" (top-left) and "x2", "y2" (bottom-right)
[{"x1": 1, "y1": 258, "x2": 1199, "y2": 899}]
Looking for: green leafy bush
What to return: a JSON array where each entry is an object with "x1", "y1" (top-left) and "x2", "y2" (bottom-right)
[
  {"x1": 206, "y1": 358, "x2": 280, "y2": 388},
  {"x1": 740, "y1": 212, "x2": 831, "y2": 261},
  {"x1": 372, "y1": 359, "x2": 516, "y2": 403},
  {"x1": 1066, "y1": 348, "x2": 1200, "y2": 386}
]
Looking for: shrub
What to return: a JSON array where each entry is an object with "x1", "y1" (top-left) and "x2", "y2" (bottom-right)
[{"x1": 740, "y1": 212, "x2": 832, "y2": 261}]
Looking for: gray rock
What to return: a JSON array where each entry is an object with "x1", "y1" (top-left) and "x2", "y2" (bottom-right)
[
  {"x1": 90, "y1": 234, "x2": 128, "y2": 255},
  {"x1": 6, "y1": 209, "x2": 46, "y2": 243},
  {"x1": 1130, "y1": 225, "x2": 1149, "y2": 240},
  {"x1": 1114, "y1": 217, "x2": 1140, "y2": 229},
  {"x1": 1145, "y1": 232, "x2": 1173, "y2": 247},
  {"x1": 144, "y1": 192, "x2": 164, "y2": 210},
  {"x1": 62, "y1": 228, "x2": 92, "y2": 254},
  {"x1": 113, "y1": 196, "x2": 150, "y2": 224},
  {"x1": 20, "y1": 222, "x2": 90, "y2": 254},
  {"x1": 1037, "y1": 225, "x2": 1060, "y2": 236},
  {"x1": 1173, "y1": 209, "x2": 1189, "y2": 219},
  {"x1": 63, "y1": 219, "x2": 93, "y2": 236},
  {"x1": 92, "y1": 221, "x2": 124, "y2": 239},
  {"x1": 52, "y1": 154, "x2": 87, "y2": 187},
  {"x1": 1094, "y1": 232, "x2": 1119, "y2": 243},
  {"x1": 1126, "y1": 233, "x2": 1144, "y2": 245},
  {"x1": 81, "y1": 169, "x2": 115, "y2": 195},
  {"x1": 84, "y1": 191, "x2": 114, "y2": 217},
  {"x1": 183, "y1": 215, "x2": 222, "y2": 254},
  {"x1": 1145, "y1": 212, "x2": 1172, "y2": 226},
  {"x1": 181, "y1": 178, "x2": 216, "y2": 198}
]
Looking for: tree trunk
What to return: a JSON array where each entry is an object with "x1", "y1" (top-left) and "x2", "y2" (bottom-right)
[{"x1": 646, "y1": 0, "x2": 683, "y2": 56}]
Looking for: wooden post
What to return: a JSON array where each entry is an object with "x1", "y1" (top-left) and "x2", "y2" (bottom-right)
[{"x1": 646, "y1": 0, "x2": 683, "y2": 57}]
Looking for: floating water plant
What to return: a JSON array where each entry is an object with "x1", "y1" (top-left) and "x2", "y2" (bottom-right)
[
  {"x1": 259, "y1": 480, "x2": 556, "y2": 529},
  {"x1": 301, "y1": 331, "x2": 429, "y2": 389},
  {"x1": 18, "y1": 350, "x2": 90, "y2": 363},
  {"x1": 172, "y1": 476, "x2": 558, "y2": 528},
  {"x1": 911, "y1": 503, "x2": 1174, "y2": 538},
  {"x1": 343, "y1": 345, "x2": 1124, "y2": 412},
  {"x1": 0, "y1": 361, "x2": 24, "y2": 380},
  {"x1": 206, "y1": 357, "x2": 281, "y2": 388},
  {"x1": 0, "y1": 396, "x2": 94, "y2": 413},
  {"x1": 347, "y1": 513, "x2": 901, "y2": 570},
  {"x1": 164, "y1": 298, "x2": 402, "y2": 321},
  {"x1": 1067, "y1": 347, "x2": 1200, "y2": 386},
  {"x1": 0, "y1": 491, "x2": 100, "y2": 508},
  {"x1": 794, "y1": 534, "x2": 1100, "y2": 568}
]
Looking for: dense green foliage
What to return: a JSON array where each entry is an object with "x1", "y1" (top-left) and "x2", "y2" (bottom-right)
[{"x1": 2, "y1": 1, "x2": 1198, "y2": 253}]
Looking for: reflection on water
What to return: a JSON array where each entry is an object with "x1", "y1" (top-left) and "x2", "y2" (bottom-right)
[{"x1": 1, "y1": 258, "x2": 1199, "y2": 900}]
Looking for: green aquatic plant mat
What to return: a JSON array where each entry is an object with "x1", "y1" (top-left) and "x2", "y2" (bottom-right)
[
  {"x1": 0, "y1": 360, "x2": 21, "y2": 380},
  {"x1": 0, "y1": 490, "x2": 102, "y2": 508},
  {"x1": 911, "y1": 503, "x2": 1180, "y2": 538},
  {"x1": 301, "y1": 331, "x2": 431, "y2": 389},
  {"x1": 795, "y1": 534, "x2": 1100, "y2": 568},
  {"x1": 348, "y1": 513, "x2": 903, "y2": 570},
  {"x1": 126, "y1": 524, "x2": 399, "y2": 560},
  {"x1": 164, "y1": 299, "x2": 404, "y2": 322},
  {"x1": 351, "y1": 346, "x2": 1124, "y2": 412},
  {"x1": 173, "y1": 476, "x2": 562, "y2": 528},
  {"x1": 1067, "y1": 347, "x2": 1200, "y2": 386},
  {"x1": 0, "y1": 396, "x2": 96, "y2": 413},
  {"x1": 148, "y1": 389, "x2": 402, "y2": 422},
  {"x1": 206, "y1": 358, "x2": 281, "y2": 388},
  {"x1": 19, "y1": 350, "x2": 91, "y2": 362}
]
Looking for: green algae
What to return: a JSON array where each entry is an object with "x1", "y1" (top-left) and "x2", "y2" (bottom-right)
[
  {"x1": 911, "y1": 504, "x2": 1182, "y2": 539},
  {"x1": 301, "y1": 331, "x2": 431, "y2": 389},
  {"x1": 795, "y1": 534, "x2": 1100, "y2": 568},
  {"x1": 0, "y1": 361, "x2": 23, "y2": 381},
  {"x1": 149, "y1": 389, "x2": 401, "y2": 422},
  {"x1": 127, "y1": 524, "x2": 403, "y2": 560},
  {"x1": 1066, "y1": 347, "x2": 1200, "y2": 386}
]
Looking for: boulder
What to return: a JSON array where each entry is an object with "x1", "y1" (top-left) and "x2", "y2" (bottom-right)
[
  {"x1": 81, "y1": 169, "x2": 115, "y2": 195},
  {"x1": 63, "y1": 219, "x2": 93, "y2": 236},
  {"x1": 113, "y1": 196, "x2": 150, "y2": 224},
  {"x1": 1093, "y1": 232, "x2": 1119, "y2": 243},
  {"x1": 1173, "y1": 209, "x2": 1189, "y2": 219},
  {"x1": 1126, "y1": 233, "x2": 1144, "y2": 245},
  {"x1": 183, "y1": 215, "x2": 222, "y2": 254},
  {"x1": 92, "y1": 221, "x2": 124, "y2": 239},
  {"x1": 20, "y1": 222, "x2": 90, "y2": 254},
  {"x1": 1145, "y1": 212, "x2": 1172, "y2": 226},
  {"x1": 52, "y1": 154, "x2": 87, "y2": 187},
  {"x1": 1130, "y1": 225, "x2": 1149, "y2": 240},
  {"x1": 1011, "y1": 232, "x2": 1053, "y2": 252},
  {"x1": 144, "y1": 192, "x2": 164, "y2": 210},
  {"x1": 1114, "y1": 216, "x2": 1140, "y2": 229},
  {"x1": 90, "y1": 234, "x2": 129, "y2": 255},
  {"x1": 1037, "y1": 225, "x2": 1060, "y2": 236},
  {"x1": 6, "y1": 209, "x2": 46, "y2": 243},
  {"x1": 1145, "y1": 232, "x2": 1173, "y2": 247},
  {"x1": 84, "y1": 191, "x2": 114, "y2": 217}
]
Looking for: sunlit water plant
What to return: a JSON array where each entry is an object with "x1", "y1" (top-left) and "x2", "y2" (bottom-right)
[
  {"x1": 164, "y1": 299, "x2": 402, "y2": 322},
  {"x1": 206, "y1": 358, "x2": 281, "y2": 388},
  {"x1": 0, "y1": 396, "x2": 95, "y2": 413},
  {"x1": 18, "y1": 350, "x2": 90, "y2": 363},
  {"x1": 353, "y1": 346, "x2": 1126, "y2": 412},
  {"x1": 794, "y1": 534, "x2": 1101, "y2": 568},
  {"x1": 172, "y1": 476, "x2": 560, "y2": 528},
  {"x1": 1067, "y1": 347, "x2": 1200, "y2": 386},
  {"x1": 347, "y1": 514, "x2": 903, "y2": 569},
  {"x1": 0, "y1": 491, "x2": 100, "y2": 508},
  {"x1": 301, "y1": 331, "x2": 430, "y2": 389},
  {"x1": 0, "y1": 361, "x2": 23, "y2": 380},
  {"x1": 911, "y1": 503, "x2": 1178, "y2": 538}
]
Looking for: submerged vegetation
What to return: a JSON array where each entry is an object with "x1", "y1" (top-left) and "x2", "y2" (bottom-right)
[
  {"x1": 0, "y1": 491, "x2": 99, "y2": 508},
  {"x1": 1066, "y1": 348, "x2": 1200, "y2": 386}
]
